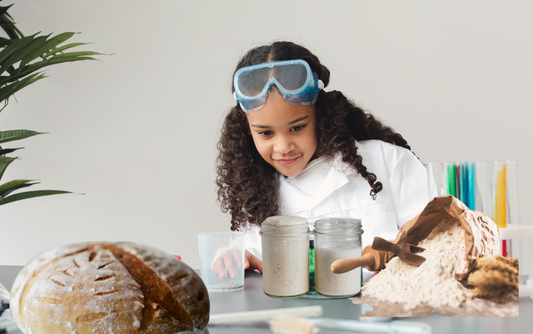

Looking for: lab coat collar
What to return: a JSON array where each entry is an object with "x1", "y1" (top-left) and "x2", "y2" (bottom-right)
[
  {"x1": 279, "y1": 140, "x2": 373, "y2": 214},
  {"x1": 313, "y1": 140, "x2": 374, "y2": 206}
]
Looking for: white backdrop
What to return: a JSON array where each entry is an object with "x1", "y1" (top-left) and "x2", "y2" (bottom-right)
[{"x1": 1, "y1": 1, "x2": 532, "y2": 276}]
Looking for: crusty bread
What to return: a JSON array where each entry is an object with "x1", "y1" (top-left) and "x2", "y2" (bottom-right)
[{"x1": 10, "y1": 242, "x2": 210, "y2": 334}]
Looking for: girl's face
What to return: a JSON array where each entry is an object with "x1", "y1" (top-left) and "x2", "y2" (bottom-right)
[{"x1": 246, "y1": 90, "x2": 318, "y2": 177}]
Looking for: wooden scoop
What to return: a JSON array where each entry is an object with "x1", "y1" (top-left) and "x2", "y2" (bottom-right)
[
  {"x1": 330, "y1": 246, "x2": 386, "y2": 274},
  {"x1": 372, "y1": 236, "x2": 426, "y2": 266}
]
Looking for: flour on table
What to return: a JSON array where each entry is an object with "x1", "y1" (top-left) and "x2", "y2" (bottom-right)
[{"x1": 362, "y1": 219, "x2": 473, "y2": 310}]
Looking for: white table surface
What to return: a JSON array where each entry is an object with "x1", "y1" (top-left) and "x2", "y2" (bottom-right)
[{"x1": 1, "y1": 265, "x2": 532, "y2": 334}]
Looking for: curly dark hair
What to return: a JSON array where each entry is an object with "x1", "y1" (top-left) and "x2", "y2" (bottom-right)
[{"x1": 217, "y1": 41, "x2": 413, "y2": 231}]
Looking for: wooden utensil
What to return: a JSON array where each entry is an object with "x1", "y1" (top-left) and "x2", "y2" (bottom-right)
[
  {"x1": 372, "y1": 236, "x2": 426, "y2": 266},
  {"x1": 330, "y1": 246, "x2": 385, "y2": 274}
]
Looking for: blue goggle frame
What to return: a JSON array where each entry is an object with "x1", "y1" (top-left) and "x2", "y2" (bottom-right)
[{"x1": 233, "y1": 59, "x2": 324, "y2": 114}]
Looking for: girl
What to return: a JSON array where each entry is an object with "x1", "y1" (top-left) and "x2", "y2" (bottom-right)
[{"x1": 215, "y1": 41, "x2": 429, "y2": 274}]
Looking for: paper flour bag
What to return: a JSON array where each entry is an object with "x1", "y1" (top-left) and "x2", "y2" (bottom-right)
[{"x1": 384, "y1": 195, "x2": 500, "y2": 280}]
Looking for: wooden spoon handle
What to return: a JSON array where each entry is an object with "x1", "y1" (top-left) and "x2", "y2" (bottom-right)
[
  {"x1": 372, "y1": 236, "x2": 399, "y2": 254},
  {"x1": 330, "y1": 253, "x2": 375, "y2": 274}
]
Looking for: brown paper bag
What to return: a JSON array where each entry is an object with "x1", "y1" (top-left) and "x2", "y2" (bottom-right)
[{"x1": 384, "y1": 195, "x2": 500, "y2": 280}]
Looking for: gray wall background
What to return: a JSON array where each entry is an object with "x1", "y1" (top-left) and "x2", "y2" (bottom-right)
[{"x1": 1, "y1": 1, "x2": 532, "y2": 276}]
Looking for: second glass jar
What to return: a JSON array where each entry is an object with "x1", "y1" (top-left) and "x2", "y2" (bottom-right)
[{"x1": 313, "y1": 218, "x2": 363, "y2": 297}]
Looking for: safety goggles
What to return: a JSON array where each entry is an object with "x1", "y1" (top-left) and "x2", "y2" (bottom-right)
[{"x1": 233, "y1": 59, "x2": 324, "y2": 114}]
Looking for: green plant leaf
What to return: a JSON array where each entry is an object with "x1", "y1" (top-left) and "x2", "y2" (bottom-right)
[
  {"x1": 0, "y1": 4, "x2": 23, "y2": 39},
  {"x1": 0, "y1": 63, "x2": 45, "y2": 85},
  {"x1": 15, "y1": 34, "x2": 53, "y2": 69},
  {"x1": 0, "y1": 189, "x2": 72, "y2": 206},
  {"x1": 44, "y1": 54, "x2": 100, "y2": 65},
  {"x1": 45, "y1": 42, "x2": 90, "y2": 56},
  {"x1": 0, "y1": 72, "x2": 46, "y2": 107},
  {"x1": 0, "y1": 33, "x2": 39, "y2": 71},
  {"x1": 1, "y1": 33, "x2": 46, "y2": 68},
  {"x1": 0, "y1": 179, "x2": 37, "y2": 197},
  {"x1": 0, "y1": 72, "x2": 46, "y2": 100},
  {"x1": 50, "y1": 50, "x2": 103, "y2": 58},
  {"x1": 0, "y1": 24, "x2": 106, "y2": 109},
  {"x1": 18, "y1": 32, "x2": 77, "y2": 69},
  {"x1": 0, "y1": 147, "x2": 23, "y2": 155},
  {"x1": 0, "y1": 5, "x2": 13, "y2": 18},
  {"x1": 0, "y1": 129, "x2": 45, "y2": 144},
  {"x1": 13, "y1": 53, "x2": 101, "y2": 74},
  {"x1": 0, "y1": 37, "x2": 11, "y2": 48},
  {"x1": 0, "y1": 155, "x2": 16, "y2": 180},
  {"x1": 0, "y1": 32, "x2": 101, "y2": 77}
]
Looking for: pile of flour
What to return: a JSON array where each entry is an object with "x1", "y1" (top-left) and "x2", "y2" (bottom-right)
[{"x1": 362, "y1": 219, "x2": 473, "y2": 310}]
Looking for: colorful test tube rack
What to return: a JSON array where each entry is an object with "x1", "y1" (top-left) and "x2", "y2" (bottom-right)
[{"x1": 438, "y1": 161, "x2": 517, "y2": 257}]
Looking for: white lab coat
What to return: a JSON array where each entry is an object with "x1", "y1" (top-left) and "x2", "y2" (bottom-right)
[{"x1": 241, "y1": 139, "x2": 431, "y2": 260}]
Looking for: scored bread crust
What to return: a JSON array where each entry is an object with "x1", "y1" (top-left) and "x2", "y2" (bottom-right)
[{"x1": 10, "y1": 242, "x2": 210, "y2": 334}]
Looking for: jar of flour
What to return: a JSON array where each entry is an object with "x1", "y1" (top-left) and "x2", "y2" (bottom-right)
[
  {"x1": 314, "y1": 218, "x2": 363, "y2": 297},
  {"x1": 260, "y1": 216, "x2": 310, "y2": 298}
]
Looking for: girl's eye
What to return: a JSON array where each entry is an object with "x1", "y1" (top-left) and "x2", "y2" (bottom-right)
[
  {"x1": 259, "y1": 130, "x2": 273, "y2": 136},
  {"x1": 291, "y1": 125, "x2": 306, "y2": 132}
]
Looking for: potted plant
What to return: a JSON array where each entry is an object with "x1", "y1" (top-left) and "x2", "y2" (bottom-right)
[{"x1": 0, "y1": 2, "x2": 103, "y2": 206}]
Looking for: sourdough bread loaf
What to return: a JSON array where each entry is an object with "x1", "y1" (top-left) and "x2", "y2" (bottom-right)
[{"x1": 10, "y1": 241, "x2": 210, "y2": 334}]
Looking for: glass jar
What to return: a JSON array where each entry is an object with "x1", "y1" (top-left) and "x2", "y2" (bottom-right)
[
  {"x1": 313, "y1": 218, "x2": 363, "y2": 297},
  {"x1": 260, "y1": 216, "x2": 309, "y2": 298}
]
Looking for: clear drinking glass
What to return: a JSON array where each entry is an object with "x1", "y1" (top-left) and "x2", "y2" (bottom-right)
[{"x1": 198, "y1": 231, "x2": 245, "y2": 291}]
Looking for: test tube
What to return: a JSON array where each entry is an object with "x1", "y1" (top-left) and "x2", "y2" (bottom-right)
[
  {"x1": 474, "y1": 161, "x2": 493, "y2": 215},
  {"x1": 426, "y1": 162, "x2": 443, "y2": 200},
  {"x1": 443, "y1": 162, "x2": 457, "y2": 197}
]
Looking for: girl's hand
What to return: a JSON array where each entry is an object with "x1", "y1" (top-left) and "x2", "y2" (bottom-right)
[
  {"x1": 212, "y1": 250, "x2": 263, "y2": 278},
  {"x1": 245, "y1": 250, "x2": 263, "y2": 273}
]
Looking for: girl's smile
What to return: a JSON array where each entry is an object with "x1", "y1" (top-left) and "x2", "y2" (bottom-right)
[
  {"x1": 275, "y1": 155, "x2": 301, "y2": 166},
  {"x1": 246, "y1": 89, "x2": 318, "y2": 177}
]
